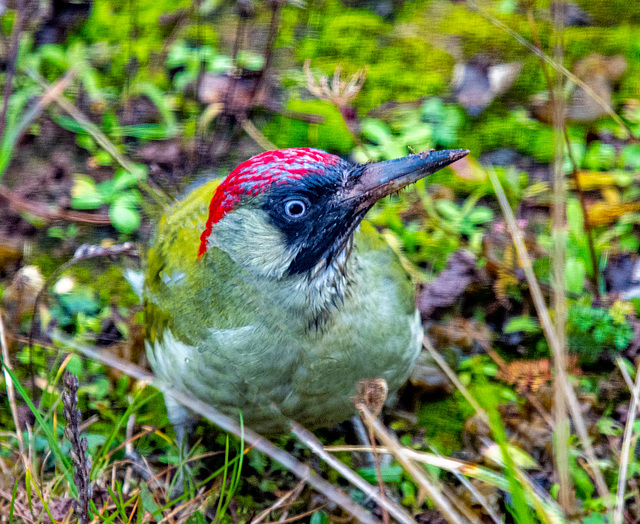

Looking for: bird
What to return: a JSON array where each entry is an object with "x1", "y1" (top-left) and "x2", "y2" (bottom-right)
[{"x1": 143, "y1": 147, "x2": 468, "y2": 438}]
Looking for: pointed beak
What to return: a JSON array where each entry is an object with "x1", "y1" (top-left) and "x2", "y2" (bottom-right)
[{"x1": 344, "y1": 149, "x2": 469, "y2": 209}]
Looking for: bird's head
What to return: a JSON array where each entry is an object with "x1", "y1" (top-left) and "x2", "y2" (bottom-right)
[{"x1": 199, "y1": 147, "x2": 468, "y2": 280}]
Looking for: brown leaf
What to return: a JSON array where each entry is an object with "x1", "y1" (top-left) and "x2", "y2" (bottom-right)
[{"x1": 417, "y1": 251, "x2": 483, "y2": 318}]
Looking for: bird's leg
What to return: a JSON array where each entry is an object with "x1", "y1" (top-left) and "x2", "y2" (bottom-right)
[{"x1": 164, "y1": 395, "x2": 198, "y2": 498}]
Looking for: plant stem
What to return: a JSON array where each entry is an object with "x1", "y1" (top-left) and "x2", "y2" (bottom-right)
[
  {"x1": 488, "y1": 167, "x2": 611, "y2": 505},
  {"x1": 550, "y1": 3, "x2": 574, "y2": 513}
]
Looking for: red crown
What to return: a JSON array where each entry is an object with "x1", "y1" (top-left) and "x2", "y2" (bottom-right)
[{"x1": 198, "y1": 148, "x2": 340, "y2": 257}]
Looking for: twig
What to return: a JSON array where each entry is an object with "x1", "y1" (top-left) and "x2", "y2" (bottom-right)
[
  {"x1": 289, "y1": 422, "x2": 416, "y2": 524},
  {"x1": 27, "y1": 242, "x2": 138, "y2": 363},
  {"x1": 355, "y1": 403, "x2": 466, "y2": 524},
  {"x1": 0, "y1": 184, "x2": 112, "y2": 225},
  {"x1": 0, "y1": 315, "x2": 28, "y2": 470},
  {"x1": 487, "y1": 167, "x2": 611, "y2": 504},
  {"x1": 615, "y1": 358, "x2": 640, "y2": 524},
  {"x1": 250, "y1": 0, "x2": 282, "y2": 100},
  {"x1": 263, "y1": 504, "x2": 327, "y2": 524},
  {"x1": 250, "y1": 479, "x2": 306, "y2": 524},
  {"x1": 53, "y1": 332, "x2": 381, "y2": 524}
]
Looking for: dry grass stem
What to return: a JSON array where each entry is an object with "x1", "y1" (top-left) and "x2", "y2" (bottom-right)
[
  {"x1": 614, "y1": 358, "x2": 640, "y2": 524},
  {"x1": 487, "y1": 168, "x2": 610, "y2": 503},
  {"x1": 356, "y1": 403, "x2": 467, "y2": 524},
  {"x1": 0, "y1": 314, "x2": 28, "y2": 470},
  {"x1": 291, "y1": 421, "x2": 416, "y2": 524},
  {"x1": 550, "y1": 5, "x2": 573, "y2": 512},
  {"x1": 355, "y1": 379, "x2": 390, "y2": 524},
  {"x1": 250, "y1": 479, "x2": 306, "y2": 524},
  {"x1": 241, "y1": 118, "x2": 277, "y2": 151}
]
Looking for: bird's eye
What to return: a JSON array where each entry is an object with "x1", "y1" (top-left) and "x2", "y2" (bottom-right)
[{"x1": 284, "y1": 199, "x2": 307, "y2": 219}]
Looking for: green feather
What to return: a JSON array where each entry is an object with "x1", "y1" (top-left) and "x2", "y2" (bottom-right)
[{"x1": 144, "y1": 178, "x2": 421, "y2": 434}]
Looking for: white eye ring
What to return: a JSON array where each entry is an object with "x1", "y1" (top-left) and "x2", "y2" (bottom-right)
[{"x1": 284, "y1": 199, "x2": 307, "y2": 219}]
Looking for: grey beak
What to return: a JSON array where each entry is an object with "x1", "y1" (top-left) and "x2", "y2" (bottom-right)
[{"x1": 345, "y1": 149, "x2": 470, "y2": 208}]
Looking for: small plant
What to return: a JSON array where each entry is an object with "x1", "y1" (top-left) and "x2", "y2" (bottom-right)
[
  {"x1": 71, "y1": 166, "x2": 147, "y2": 233},
  {"x1": 568, "y1": 299, "x2": 634, "y2": 363},
  {"x1": 353, "y1": 98, "x2": 464, "y2": 162},
  {"x1": 167, "y1": 39, "x2": 264, "y2": 92}
]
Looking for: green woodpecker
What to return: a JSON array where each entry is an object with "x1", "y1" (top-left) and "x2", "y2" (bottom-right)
[{"x1": 144, "y1": 147, "x2": 468, "y2": 436}]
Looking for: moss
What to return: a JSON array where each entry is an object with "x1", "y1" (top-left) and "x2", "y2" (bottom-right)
[
  {"x1": 293, "y1": 3, "x2": 453, "y2": 114},
  {"x1": 435, "y1": 6, "x2": 541, "y2": 61},
  {"x1": 461, "y1": 108, "x2": 555, "y2": 162},
  {"x1": 574, "y1": 0, "x2": 640, "y2": 26},
  {"x1": 95, "y1": 266, "x2": 140, "y2": 308},
  {"x1": 418, "y1": 391, "x2": 474, "y2": 453},
  {"x1": 79, "y1": 0, "x2": 191, "y2": 86},
  {"x1": 261, "y1": 99, "x2": 355, "y2": 153}
]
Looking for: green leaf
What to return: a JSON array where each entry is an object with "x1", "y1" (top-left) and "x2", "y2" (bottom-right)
[
  {"x1": 310, "y1": 511, "x2": 329, "y2": 524},
  {"x1": 621, "y1": 144, "x2": 640, "y2": 170},
  {"x1": 357, "y1": 465, "x2": 403, "y2": 483},
  {"x1": 503, "y1": 316, "x2": 541, "y2": 334},
  {"x1": 434, "y1": 199, "x2": 461, "y2": 221},
  {"x1": 109, "y1": 193, "x2": 141, "y2": 233},
  {"x1": 467, "y1": 206, "x2": 493, "y2": 224},
  {"x1": 71, "y1": 175, "x2": 104, "y2": 209},
  {"x1": 566, "y1": 198, "x2": 584, "y2": 237},
  {"x1": 565, "y1": 257, "x2": 587, "y2": 294},
  {"x1": 361, "y1": 119, "x2": 393, "y2": 145},
  {"x1": 113, "y1": 168, "x2": 146, "y2": 193},
  {"x1": 584, "y1": 141, "x2": 616, "y2": 171}
]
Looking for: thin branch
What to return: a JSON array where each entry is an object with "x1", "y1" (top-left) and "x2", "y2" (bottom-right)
[
  {"x1": 0, "y1": 184, "x2": 111, "y2": 225},
  {"x1": 250, "y1": 0, "x2": 282, "y2": 100}
]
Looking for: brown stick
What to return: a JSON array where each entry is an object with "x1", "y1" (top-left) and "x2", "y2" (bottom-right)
[{"x1": 0, "y1": 185, "x2": 111, "y2": 225}]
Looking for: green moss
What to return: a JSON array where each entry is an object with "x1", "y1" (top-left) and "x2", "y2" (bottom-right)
[
  {"x1": 574, "y1": 0, "x2": 640, "y2": 26},
  {"x1": 79, "y1": 0, "x2": 191, "y2": 86},
  {"x1": 465, "y1": 109, "x2": 556, "y2": 162},
  {"x1": 292, "y1": 3, "x2": 452, "y2": 114},
  {"x1": 261, "y1": 99, "x2": 355, "y2": 153}
]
